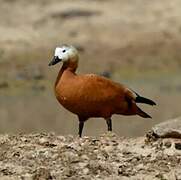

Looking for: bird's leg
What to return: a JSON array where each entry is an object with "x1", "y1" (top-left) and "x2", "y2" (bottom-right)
[
  {"x1": 106, "y1": 118, "x2": 112, "y2": 131},
  {"x1": 79, "y1": 121, "x2": 84, "y2": 137},
  {"x1": 78, "y1": 116, "x2": 86, "y2": 137}
]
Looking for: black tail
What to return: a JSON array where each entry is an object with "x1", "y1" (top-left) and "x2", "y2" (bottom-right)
[
  {"x1": 137, "y1": 107, "x2": 152, "y2": 118},
  {"x1": 131, "y1": 89, "x2": 156, "y2": 106},
  {"x1": 135, "y1": 96, "x2": 156, "y2": 106}
]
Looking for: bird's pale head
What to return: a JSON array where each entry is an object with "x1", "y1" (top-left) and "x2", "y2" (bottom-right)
[{"x1": 49, "y1": 45, "x2": 79, "y2": 66}]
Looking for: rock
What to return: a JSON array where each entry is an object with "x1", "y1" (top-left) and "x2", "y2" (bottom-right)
[
  {"x1": 150, "y1": 117, "x2": 181, "y2": 139},
  {"x1": 103, "y1": 145, "x2": 114, "y2": 153},
  {"x1": 164, "y1": 140, "x2": 172, "y2": 148},
  {"x1": 136, "y1": 163, "x2": 144, "y2": 171},
  {"x1": 78, "y1": 162, "x2": 88, "y2": 169},
  {"x1": 32, "y1": 168, "x2": 52, "y2": 180},
  {"x1": 82, "y1": 168, "x2": 89, "y2": 175},
  {"x1": 21, "y1": 173, "x2": 33, "y2": 180},
  {"x1": 175, "y1": 169, "x2": 181, "y2": 180},
  {"x1": 175, "y1": 142, "x2": 181, "y2": 150},
  {"x1": 38, "y1": 137, "x2": 49, "y2": 145},
  {"x1": 63, "y1": 151, "x2": 79, "y2": 163},
  {"x1": 81, "y1": 154, "x2": 89, "y2": 160}
]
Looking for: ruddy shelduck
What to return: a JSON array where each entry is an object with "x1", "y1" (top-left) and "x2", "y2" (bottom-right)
[{"x1": 49, "y1": 45, "x2": 156, "y2": 137}]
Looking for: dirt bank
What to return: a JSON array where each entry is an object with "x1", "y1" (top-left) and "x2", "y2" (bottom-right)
[{"x1": 0, "y1": 133, "x2": 180, "y2": 179}]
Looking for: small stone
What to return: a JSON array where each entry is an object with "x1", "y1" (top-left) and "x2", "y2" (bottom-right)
[
  {"x1": 136, "y1": 163, "x2": 144, "y2": 170},
  {"x1": 21, "y1": 137, "x2": 28, "y2": 142},
  {"x1": 81, "y1": 154, "x2": 89, "y2": 160},
  {"x1": 83, "y1": 168, "x2": 89, "y2": 175},
  {"x1": 175, "y1": 142, "x2": 181, "y2": 150},
  {"x1": 21, "y1": 173, "x2": 33, "y2": 180},
  {"x1": 63, "y1": 151, "x2": 79, "y2": 163},
  {"x1": 79, "y1": 162, "x2": 88, "y2": 168},
  {"x1": 104, "y1": 145, "x2": 114, "y2": 153},
  {"x1": 32, "y1": 168, "x2": 52, "y2": 180},
  {"x1": 175, "y1": 169, "x2": 181, "y2": 180},
  {"x1": 39, "y1": 138, "x2": 48, "y2": 145},
  {"x1": 164, "y1": 141, "x2": 172, "y2": 148},
  {"x1": 122, "y1": 149, "x2": 131, "y2": 155}
]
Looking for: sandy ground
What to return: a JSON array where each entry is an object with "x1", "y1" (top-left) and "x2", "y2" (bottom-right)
[
  {"x1": 0, "y1": 132, "x2": 180, "y2": 179},
  {"x1": 0, "y1": 0, "x2": 181, "y2": 136}
]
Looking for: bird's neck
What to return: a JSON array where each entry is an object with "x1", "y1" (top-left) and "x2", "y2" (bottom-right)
[{"x1": 55, "y1": 60, "x2": 78, "y2": 87}]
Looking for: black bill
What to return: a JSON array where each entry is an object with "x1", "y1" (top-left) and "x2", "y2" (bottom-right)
[{"x1": 48, "y1": 56, "x2": 62, "y2": 66}]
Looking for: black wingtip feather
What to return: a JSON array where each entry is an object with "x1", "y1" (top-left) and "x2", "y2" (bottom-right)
[
  {"x1": 137, "y1": 107, "x2": 152, "y2": 118},
  {"x1": 135, "y1": 96, "x2": 156, "y2": 106}
]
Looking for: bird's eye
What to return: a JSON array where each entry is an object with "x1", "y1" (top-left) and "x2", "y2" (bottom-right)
[{"x1": 62, "y1": 50, "x2": 66, "y2": 53}]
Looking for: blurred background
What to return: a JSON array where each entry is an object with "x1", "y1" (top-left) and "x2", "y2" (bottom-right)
[{"x1": 0, "y1": 0, "x2": 181, "y2": 137}]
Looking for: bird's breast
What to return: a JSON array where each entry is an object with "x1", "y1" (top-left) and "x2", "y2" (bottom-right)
[{"x1": 54, "y1": 72, "x2": 128, "y2": 118}]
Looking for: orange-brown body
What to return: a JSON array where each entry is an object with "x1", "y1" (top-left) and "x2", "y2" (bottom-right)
[
  {"x1": 49, "y1": 45, "x2": 156, "y2": 137},
  {"x1": 55, "y1": 66, "x2": 137, "y2": 119}
]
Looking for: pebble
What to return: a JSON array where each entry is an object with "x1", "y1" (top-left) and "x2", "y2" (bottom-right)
[
  {"x1": 83, "y1": 168, "x2": 89, "y2": 175},
  {"x1": 164, "y1": 141, "x2": 172, "y2": 148},
  {"x1": 175, "y1": 142, "x2": 181, "y2": 150}
]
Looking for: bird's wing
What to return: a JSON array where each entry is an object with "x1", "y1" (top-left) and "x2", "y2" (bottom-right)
[{"x1": 76, "y1": 74, "x2": 126, "y2": 103}]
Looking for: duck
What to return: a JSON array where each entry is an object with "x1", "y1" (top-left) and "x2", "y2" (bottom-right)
[{"x1": 49, "y1": 44, "x2": 156, "y2": 137}]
